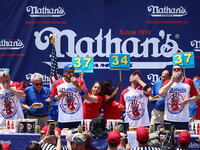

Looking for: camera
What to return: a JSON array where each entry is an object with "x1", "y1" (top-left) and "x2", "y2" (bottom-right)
[{"x1": 158, "y1": 125, "x2": 176, "y2": 150}]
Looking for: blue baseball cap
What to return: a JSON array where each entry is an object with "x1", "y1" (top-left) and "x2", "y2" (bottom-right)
[
  {"x1": 63, "y1": 64, "x2": 75, "y2": 72},
  {"x1": 67, "y1": 133, "x2": 86, "y2": 145}
]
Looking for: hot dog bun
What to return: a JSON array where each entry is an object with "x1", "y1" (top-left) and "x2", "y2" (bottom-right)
[{"x1": 32, "y1": 102, "x2": 44, "y2": 108}]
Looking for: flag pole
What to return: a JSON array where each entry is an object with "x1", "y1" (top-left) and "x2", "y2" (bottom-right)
[
  {"x1": 119, "y1": 70, "x2": 122, "y2": 81},
  {"x1": 49, "y1": 34, "x2": 60, "y2": 88},
  {"x1": 50, "y1": 34, "x2": 55, "y2": 47}
]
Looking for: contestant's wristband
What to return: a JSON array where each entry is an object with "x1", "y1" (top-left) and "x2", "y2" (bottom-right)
[
  {"x1": 40, "y1": 139, "x2": 44, "y2": 144},
  {"x1": 9, "y1": 87, "x2": 12, "y2": 91},
  {"x1": 79, "y1": 89, "x2": 86, "y2": 96},
  {"x1": 143, "y1": 85, "x2": 150, "y2": 91},
  {"x1": 170, "y1": 80, "x2": 174, "y2": 84},
  {"x1": 51, "y1": 95, "x2": 58, "y2": 102}
]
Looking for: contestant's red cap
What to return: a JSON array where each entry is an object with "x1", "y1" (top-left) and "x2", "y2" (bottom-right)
[
  {"x1": 107, "y1": 130, "x2": 121, "y2": 143},
  {"x1": 193, "y1": 76, "x2": 200, "y2": 81},
  {"x1": 137, "y1": 126, "x2": 149, "y2": 142},
  {"x1": 178, "y1": 130, "x2": 190, "y2": 146},
  {"x1": 1, "y1": 143, "x2": 10, "y2": 150},
  {"x1": 21, "y1": 81, "x2": 29, "y2": 86},
  {"x1": 40, "y1": 125, "x2": 61, "y2": 135}
]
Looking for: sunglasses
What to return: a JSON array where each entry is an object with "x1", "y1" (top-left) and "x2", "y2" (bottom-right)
[
  {"x1": 173, "y1": 68, "x2": 182, "y2": 71},
  {"x1": 33, "y1": 82, "x2": 43, "y2": 86}
]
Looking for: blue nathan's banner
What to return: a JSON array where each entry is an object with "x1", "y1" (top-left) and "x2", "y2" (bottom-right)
[
  {"x1": 1, "y1": 1, "x2": 200, "y2": 124},
  {"x1": 2, "y1": 0, "x2": 200, "y2": 85}
]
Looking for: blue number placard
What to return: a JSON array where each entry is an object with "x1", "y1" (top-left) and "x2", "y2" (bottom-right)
[
  {"x1": 183, "y1": 52, "x2": 195, "y2": 68},
  {"x1": 72, "y1": 57, "x2": 94, "y2": 73},
  {"x1": 173, "y1": 53, "x2": 184, "y2": 66},
  {"x1": 72, "y1": 57, "x2": 82, "y2": 73},
  {"x1": 110, "y1": 54, "x2": 121, "y2": 70},
  {"x1": 120, "y1": 54, "x2": 130, "y2": 69},
  {"x1": 82, "y1": 57, "x2": 94, "y2": 73},
  {"x1": 172, "y1": 52, "x2": 194, "y2": 68},
  {"x1": 109, "y1": 54, "x2": 130, "y2": 70}
]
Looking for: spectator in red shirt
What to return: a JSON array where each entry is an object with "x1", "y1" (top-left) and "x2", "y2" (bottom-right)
[
  {"x1": 101, "y1": 80, "x2": 123, "y2": 123},
  {"x1": 72, "y1": 77, "x2": 103, "y2": 119}
]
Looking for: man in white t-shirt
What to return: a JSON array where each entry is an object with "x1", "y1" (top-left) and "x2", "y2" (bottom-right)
[
  {"x1": 0, "y1": 71, "x2": 26, "y2": 126},
  {"x1": 119, "y1": 70, "x2": 152, "y2": 128},
  {"x1": 159, "y1": 64, "x2": 198, "y2": 130},
  {"x1": 50, "y1": 64, "x2": 88, "y2": 129}
]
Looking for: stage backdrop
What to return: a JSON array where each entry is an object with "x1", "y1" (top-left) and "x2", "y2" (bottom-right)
[{"x1": 1, "y1": 0, "x2": 200, "y2": 124}]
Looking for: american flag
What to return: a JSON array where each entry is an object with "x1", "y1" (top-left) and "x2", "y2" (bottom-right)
[{"x1": 50, "y1": 36, "x2": 60, "y2": 87}]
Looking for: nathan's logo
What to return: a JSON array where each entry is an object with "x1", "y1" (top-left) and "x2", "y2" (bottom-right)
[
  {"x1": 0, "y1": 39, "x2": 24, "y2": 50},
  {"x1": 147, "y1": 73, "x2": 161, "y2": 85},
  {"x1": 25, "y1": 73, "x2": 50, "y2": 86},
  {"x1": 126, "y1": 94, "x2": 143, "y2": 101},
  {"x1": 127, "y1": 100, "x2": 145, "y2": 120},
  {"x1": 1, "y1": 97, "x2": 17, "y2": 119},
  {"x1": 60, "y1": 92, "x2": 81, "y2": 114},
  {"x1": 66, "y1": 93, "x2": 75, "y2": 111},
  {"x1": 169, "y1": 87, "x2": 186, "y2": 93},
  {"x1": 189, "y1": 142, "x2": 200, "y2": 148},
  {"x1": 34, "y1": 28, "x2": 183, "y2": 69},
  {"x1": 147, "y1": 5, "x2": 187, "y2": 17},
  {"x1": 191, "y1": 40, "x2": 200, "y2": 52},
  {"x1": 167, "y1": 93, "x2": 184, "y2": 114},
  {"x1": 26, "y1": 6, "x2": 65, "y2": 17}
]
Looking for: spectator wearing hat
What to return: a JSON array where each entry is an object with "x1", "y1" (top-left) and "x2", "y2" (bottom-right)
[
  {"x1": 177, "y1": 130, "x2": 190, "y2": 150},
  {"x1": 39, "y1": 125, "x2": 67, "y2": 150},
  {"x1": 148, "y1": 133, "x2": 161, "y2": 148},
  {"x1": 22, "y1": 73, "x2": 50, "y2": 129},
  {"x1": 50, "y1": 64, "x2": 88, "y2": 129},
  {"x1": 132, "y1": 126, "x2": 158, "y2": 150},
  {"x1": 21, "y1": 80, "x2": 29, "y2": 89},
  {"x1": 67, "y1": 133, "x2": 86, "y2": 150},
  {"x1": 107, "y1": 130, "x2": 121, "y2": 150},
  {"x1": 0, "y1": 70, "x2": 25, "y2": 127},
  {"x1": 119, "y1": 70, "x2": 152, "y2": 128},
  {"x1": 1, "y1": 143, "x2": 10, "y2": 150}
]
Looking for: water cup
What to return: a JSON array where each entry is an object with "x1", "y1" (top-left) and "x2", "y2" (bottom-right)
[{"x1": 20, "y1": 121, "x2": 27, "y2": 133}]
